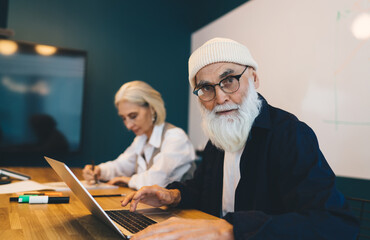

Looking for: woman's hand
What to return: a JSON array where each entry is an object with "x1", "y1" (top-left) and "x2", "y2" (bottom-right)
[
  {"x1": 121, "y1": 185, "x2": 181, "y2": 212},
  {"x1": 107, "y1": 176, "x2": 131, "y2": 186},
  {"x1": 82, "y1": 164, "x2": 101, "y2": 184}
]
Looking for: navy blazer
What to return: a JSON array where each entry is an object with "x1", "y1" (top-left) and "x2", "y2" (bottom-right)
[{"x1": 167, "y1": 95, "x2": 359, "y2": 239}]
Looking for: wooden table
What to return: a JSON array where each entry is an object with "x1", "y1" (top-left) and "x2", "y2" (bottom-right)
[{"x1": 0, "y1": 167, "x2": 217, "y2": 239}]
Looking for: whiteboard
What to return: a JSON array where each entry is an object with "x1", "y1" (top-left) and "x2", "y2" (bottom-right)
[{"x1": 188, "y1": 0, "x2": 370, "y2": 179}]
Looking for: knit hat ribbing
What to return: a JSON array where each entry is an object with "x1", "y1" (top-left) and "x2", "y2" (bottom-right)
[{"x1": 188, "y1": 38, "x2": 258, "y2": 88}]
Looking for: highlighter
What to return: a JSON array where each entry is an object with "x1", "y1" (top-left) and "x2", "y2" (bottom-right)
[{"x1": 10, "y1": 196, "x2": 69, "y2": 204}]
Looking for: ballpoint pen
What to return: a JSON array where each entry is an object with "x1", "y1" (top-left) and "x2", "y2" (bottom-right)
[
  {"x1": 18, "y1": 192, "x2": 63, "y2": 196},
  {"x1": 92, "y1": 193, "x2": 126, "y2": 198},
  {"x1": 91, "y1": 159, "x2": 99, "y2": 185}
]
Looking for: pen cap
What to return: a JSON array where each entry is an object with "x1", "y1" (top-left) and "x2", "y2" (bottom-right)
[{"x1": 19, "y1": 195, "x2": 38, "y2": 203}]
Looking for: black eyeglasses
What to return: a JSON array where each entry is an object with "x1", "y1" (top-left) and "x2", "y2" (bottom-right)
[{"x1": 193, "y1": 66, "x2": 249, "y2": 102}]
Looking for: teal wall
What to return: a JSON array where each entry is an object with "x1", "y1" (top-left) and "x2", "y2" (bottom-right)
[
  {"x1": 337, "y1": 177, "x2": 370, "y2": 200},
  {"x1": 0, "y1": 0, "x2": 8, "y2": 28},
  {"x1": 4, "y1": 0, "x2": 369, "y2": 200},
  {"x1": 187, "y1": 0, "x2": 250, "y2": 32},
  {"x1": 6, "y1": 0, "x2": 193, "y2": 167}
]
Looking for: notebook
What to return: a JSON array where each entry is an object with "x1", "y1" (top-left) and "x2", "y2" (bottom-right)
[{"x1": 45, "y1": 156, "x2": 174, "y2": 239}]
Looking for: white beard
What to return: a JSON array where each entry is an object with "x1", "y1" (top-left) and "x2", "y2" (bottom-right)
[{"x1": 199, "y1": 79, "x2": 262, "y2": 152}]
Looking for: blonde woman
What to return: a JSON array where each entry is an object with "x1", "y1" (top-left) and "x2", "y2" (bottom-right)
[{"x1": 83, "y1": 81, "x2": 195, "y2": 190}]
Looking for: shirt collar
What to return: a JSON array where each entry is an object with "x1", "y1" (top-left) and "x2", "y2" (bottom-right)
[
  {"x1": 148, "y1": 123, "x2": 165, "y2": 148},
  {"x1": 133, "y1": 123, "x2": 165, "y2": 155}
]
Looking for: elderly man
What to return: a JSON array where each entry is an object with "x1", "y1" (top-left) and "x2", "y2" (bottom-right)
[{"x1": 121, "y1": 38, "x2": 359, "y2": 240}]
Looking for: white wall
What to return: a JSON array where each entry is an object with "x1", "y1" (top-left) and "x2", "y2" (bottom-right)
[{"x1": 188, "y1": 0, "x2": 370, "y2": 179}]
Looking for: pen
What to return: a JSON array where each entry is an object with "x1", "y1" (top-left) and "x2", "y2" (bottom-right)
[
  {"x1": 92, "y1": 194, "x2": 126, "y2": 198},
  {"x1": 91, "y1": 159, "x2": 98, "y2": 185},
  {"x1": 18, "y1": 192, "x2": 63, "y2": 196},
  {"x1": 10, "y1": 196, "x2": 69, "y2": 204}
]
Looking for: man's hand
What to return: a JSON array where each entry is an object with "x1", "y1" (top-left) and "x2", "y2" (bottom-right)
[
  {"x1": 131, "y1": 217, "x2": 234, "y2": 240},
  {"x1": 107, "y1": 176, "x2": 131, "y2": 186},
  {"x1": 121, "y1": 185, "x2": 181, "y2": 212},
  {"x1": 82, "y1": 164, "x2": 101, "y2": 184}
]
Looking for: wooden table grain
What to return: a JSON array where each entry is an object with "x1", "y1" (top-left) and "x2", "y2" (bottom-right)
[{"x1": 0, "y1": 167, "x2": 218, "y2": 239}]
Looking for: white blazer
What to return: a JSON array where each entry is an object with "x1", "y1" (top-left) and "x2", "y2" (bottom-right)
[{"x1": 98, "y1": 123, "x2": 195, "y2": 190}]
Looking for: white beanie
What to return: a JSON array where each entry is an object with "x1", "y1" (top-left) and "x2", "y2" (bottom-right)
[{"x1": 188, "y1": 37, "x2": 258, "y2": 88}]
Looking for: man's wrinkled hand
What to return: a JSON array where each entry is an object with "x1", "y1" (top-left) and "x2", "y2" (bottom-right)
[{"x1": 131, "y1": 217, "x2": 234, "y2": 240}]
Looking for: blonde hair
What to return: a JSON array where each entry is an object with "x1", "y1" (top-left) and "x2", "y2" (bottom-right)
[{"x1": 114, "y1": 81, "x2": 166, "y2": 125}]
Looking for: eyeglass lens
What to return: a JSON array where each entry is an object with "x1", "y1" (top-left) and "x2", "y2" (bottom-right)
[{"x1": 197, "y1": 77, "x2": 240, "y2": 101}]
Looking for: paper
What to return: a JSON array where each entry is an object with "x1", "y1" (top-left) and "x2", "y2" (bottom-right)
[
  {"x1": 0, "y1": 180, "x2": 118, "y2": 194},
  {"x1": 43, "y1": 180, "x2": 118, "y2": 191},
  {"x1": 0, "y1": 180, "x2": 55, "y2": 194}
]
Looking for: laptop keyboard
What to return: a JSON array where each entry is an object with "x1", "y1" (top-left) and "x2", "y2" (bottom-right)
[{"x1": 105, "y1": 210, "x2": 157, "y2": 234}]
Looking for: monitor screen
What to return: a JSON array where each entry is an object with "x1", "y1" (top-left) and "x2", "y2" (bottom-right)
[{"x1": 0, "y1": 40, "x2": 86, "y2": 161}]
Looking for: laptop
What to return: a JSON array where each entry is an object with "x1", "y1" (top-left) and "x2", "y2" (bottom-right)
[{"x1": 45, "y1": 156, "x2": 174, "y2": 239}]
